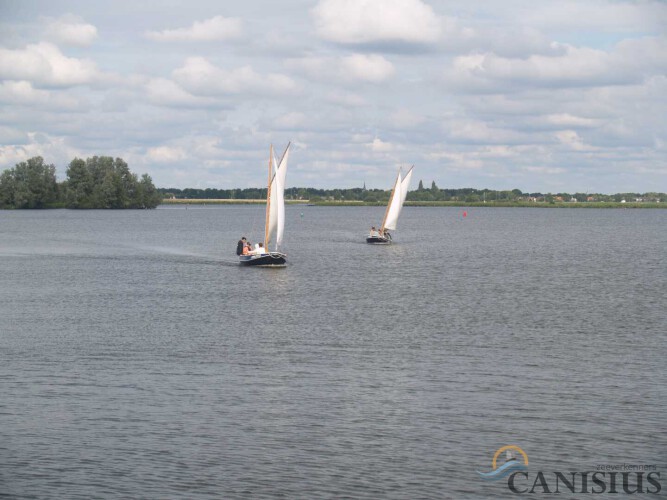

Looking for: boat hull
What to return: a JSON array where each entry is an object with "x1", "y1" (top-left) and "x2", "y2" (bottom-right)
[
  {"x1": 366, "y1": 236, "x2": 391, "y2": 244},
  {"x1": 239, "y1": 252, "x2": 287, "y2": 267}
]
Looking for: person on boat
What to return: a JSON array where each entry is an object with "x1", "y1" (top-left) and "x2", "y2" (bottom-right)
[
  {"x1": 248, "y1": 242, "x2": 265, "y2": 255},
  {"x1": 370, "y1": 226, "x2": 378, "y2": 237},
  {"x1": 241, "y1": 242, "x2": 250, "y2": 256},
  {"x1": 236, "y1": 237, "x2": 247, "y2": 255}
]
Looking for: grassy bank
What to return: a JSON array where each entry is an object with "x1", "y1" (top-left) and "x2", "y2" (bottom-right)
[{"x1": 161, "y1": 198, "x2": 665, "y2": 209}]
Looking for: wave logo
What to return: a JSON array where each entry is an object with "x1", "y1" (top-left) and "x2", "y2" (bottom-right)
[{"x1": 477, "y1": 445, "x2": 529, "y2": 481}]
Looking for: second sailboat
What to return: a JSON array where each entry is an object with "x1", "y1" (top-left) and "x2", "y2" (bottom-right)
[{"x1": 367, "y1": 166, "x2": 414, "y2": 244}]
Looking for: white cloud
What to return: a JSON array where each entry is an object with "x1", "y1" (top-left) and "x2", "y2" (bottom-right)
[
  {"x1": 523, "y1": 166, "x2": 566, "y2": 175},
  {"x1": 369, "y1": 138, "x2": 395, "y2": 152},
  {"x1": 287, "y1": 54, "x2": 394, "y2": 83},
  {"x1": 340, "y1": 54, "x2": 395, "y2": 82},
  {"x1": 325, "y1": 90, "x2": 366, "y2": 107},
  {"x1": 146, "y1": 146, "x2": 187, "y2": 163},
  {"x1": 555, "y1": 130, "x2": 591, "y2": 151},
  {"x1": 173, "y1": 57, "x2": 298, "y2": 96},
  {"x1": 312, "y1": 0, "x2": 441, "y2": 46},
  {"x1": 274, "y1": 112, "x2": 308, "y2": 129},
  {"x1": 0, "y1": 43, "x2": 100, "y2": 87},
  {"x1": 444, "y1": 36, "x2": 667, "y2": 92},
  {"x1": 519, "y1": 0, "x2": 667, "y2": 34},
  {"x1": 0, "y1": 80, "x2": 80, "y2": 109},
  {"x1": 0, "y1": 80, "x2": 51, "y2": 103},
  {"x1": 0, "y1": 132, "x2": 79, "y2": 171},
  {"x1": 545, "y1": 114, "x2": 598, "y2": 128},
  {"x1": 146, "y1": 16, "x2": 243, "y2": 42},
  {"x1": 443, "y1": 118, "x2": 530, "y2": 145},
  {"x1": 43, "y1": 15, "x2": 98, "y2": 47},
  {"x1": 144, "y1": 78, "x2": 219, "y2": 108}
]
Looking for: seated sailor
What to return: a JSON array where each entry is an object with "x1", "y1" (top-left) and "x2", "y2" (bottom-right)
[
  {"x1": 250, "y1": 242, "x2": 267, "y2": 255},
  {"x1": 369, "y1": 226, "x2": 378, "y2": 237}
]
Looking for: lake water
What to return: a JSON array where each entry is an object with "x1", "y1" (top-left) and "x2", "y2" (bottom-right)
[{"x1": 1, "y1": 206, "x2": 665, "y2": 499}]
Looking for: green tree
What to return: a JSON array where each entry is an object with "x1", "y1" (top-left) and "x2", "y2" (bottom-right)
[
  {"x1": 0, "y1": 169, "x2": 16, "y2": 208},
  {"x1": 418, "y1": 179, "x2": 424, "y2": 191},
  {"x1": 138, "y1": 174, "x2": 162, "y2": 208},
  {"x1": 11, "y1": 157, "x2": 58, "y2": 208},
  {"x1": 66, "y1": 158, "x2": 93, "y2": 208}
]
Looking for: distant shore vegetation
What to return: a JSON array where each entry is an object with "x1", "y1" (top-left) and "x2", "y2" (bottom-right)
[
  {"x1": 159, "y1": 181, "x2": 666, "y2": 207},
  {"x1": 0, "y1": 156, "x2": 162, "y2": 209}
]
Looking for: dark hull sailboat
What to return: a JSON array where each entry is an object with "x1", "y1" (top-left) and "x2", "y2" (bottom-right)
[
  {"x1": 239, "y1": 252, "x2": 287, "y2": 267},
  {"x1": 366, "y1": 166, "x2": 413, "y2": 245},
  {"x1": 366, "y1": 235, "x2": 391, "y2": 244},
  {"x1": 238, "y1": 142, "x2": 290, "y2": 268}
]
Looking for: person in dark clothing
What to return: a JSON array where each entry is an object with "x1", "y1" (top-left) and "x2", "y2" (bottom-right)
[{"x1": 236, "y1": 237, "x2": 247, "y2": 255}]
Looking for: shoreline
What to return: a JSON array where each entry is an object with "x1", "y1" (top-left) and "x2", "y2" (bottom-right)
[{"x1": 161, "y1": 199, "x2": 665, "y2": 209}]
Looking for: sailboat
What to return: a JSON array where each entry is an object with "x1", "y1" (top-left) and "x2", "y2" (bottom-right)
[
  {"x1": 239, "y1": 142, "x2": 290, "y2": 267},
  {"x1": 366, "y1": 166, "x2": 414, "y2": 244}
]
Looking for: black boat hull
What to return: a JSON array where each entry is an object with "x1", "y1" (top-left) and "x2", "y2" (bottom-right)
[
  {"x1": 239, "y1": 252, "x2": 287, "y2": 267},
  {"x1": 366, "y1": 236, "x2": 391, "y2": 244}
]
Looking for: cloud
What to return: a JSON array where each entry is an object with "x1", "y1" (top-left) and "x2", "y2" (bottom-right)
[
  {"x1": 443, "y1": 118, "x2": 532, "y2": 145},
  {"x1": 173, "y1": 57, "x2": 298, "y2": 96},
  {"x1": 144, "y1": 78, "x2": 221, "y2": 108},
  {"x1": 0, "y1": 132, "x2": 79, "y2": 172},
  {"x1": 287, "y1": 54, "x2": 394, "y2": 83},
  {"x1": 325, "y1": 90, "x2": 366, "y2": 107},
  {"x1": 369, "y1": 138, "x2": 395, "y2": 152},
  {"x1": 0, "y1": 80, "x2": 81, "y2": 109},
  {"x1": 274, "y1": 111, "x2": 308, "y2": 129},
  {"x1": 146, "y1": 16, "x2": 243, "y2": 42},
  {"x1": 545, "y1": 113, "x2": 598, "y2": 128},
  {"x1": 555, "y1": 130, "x2": 591, "y2": 151},
  {"x1": 43, "y1": 15, "x2": 98, "y2": 47},
  {"x1": 146, "y1": 146, "x2": 187, "y2": 163},
  {"x1": 523, "y1": 166, "x2": 566, "y2": 175},
  {"x1": 0, "y1": 43, "x2": 100, "y2": 87},
  {"x1": 518, "y1": 0, "x2": 667, "y2": 34},
  {"x1": 444, "y1": 36, "x2": 667, "y2": 93},
  {"x1": 312, "y1": 0, "x2": 441, "y2": 47},
  {"x1": 340, "y1": 54, "x2": 395, "y2": 82}
]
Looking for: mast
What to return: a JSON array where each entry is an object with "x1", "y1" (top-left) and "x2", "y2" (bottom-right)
[
  {"x1": 380, "y1": 168, "x2": 401, "y2": 232},
  {"x1": 264, "y1": 144, "x2": 273, "y2": 247}
]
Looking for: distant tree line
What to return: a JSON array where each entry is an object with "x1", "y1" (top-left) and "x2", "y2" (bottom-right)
[
  {"x1": 0, "y1": 156, "x2": 162, "y2": 209},
  {"x1": 160, "y1": 181, "x2": 666, "y2": 204}
]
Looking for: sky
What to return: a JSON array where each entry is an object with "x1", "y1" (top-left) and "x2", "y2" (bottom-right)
[{"x1": 0, "y1": 0, "x2": 665, "y2": 192}]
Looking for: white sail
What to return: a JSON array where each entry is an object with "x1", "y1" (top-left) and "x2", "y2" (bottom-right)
[
  {"x1": 382, "y1": 166, "x2": 413, "y2": 232},
  {"x1": 266, "y1": 143, "x2": 290, "y2": 250},
  {"x1": 399, "y1": 166, "x2": 414, "y2": 207},
  {"x1": 382, "y1": 170, "x2": 404, "y2": 231}
]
